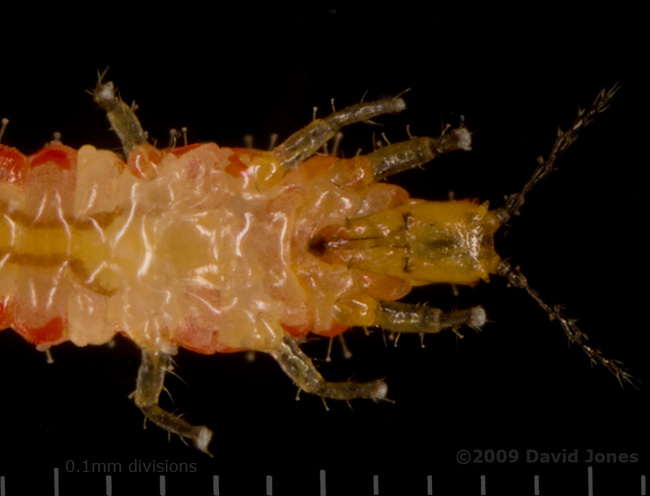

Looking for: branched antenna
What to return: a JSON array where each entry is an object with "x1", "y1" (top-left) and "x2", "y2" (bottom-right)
[
  {"x1": 492, "y1": 86, "x2": 636, "y2": 385},
  {"x1": 497, "y1": 261, "x2": 635, "y2": 386},
  {"x1": 497, "y1": 84, "x2": 620, "y2": 223}
]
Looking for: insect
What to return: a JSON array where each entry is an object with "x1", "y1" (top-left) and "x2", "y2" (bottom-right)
[{"x1": 0, "y1": 75, "x2": 628, "y2": 455}]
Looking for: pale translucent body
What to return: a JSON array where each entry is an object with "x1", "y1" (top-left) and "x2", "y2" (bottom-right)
[{"x1": 0, "y1": 142, "x2": 407, "y2": 354}]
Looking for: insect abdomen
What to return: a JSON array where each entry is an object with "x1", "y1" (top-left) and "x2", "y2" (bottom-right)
[
  {"x1": 0, "y1": 143, "x2": 79, "y2": 347},
  {"x1": 0, "y1": 142, "x2": 167, "y2": 349}
]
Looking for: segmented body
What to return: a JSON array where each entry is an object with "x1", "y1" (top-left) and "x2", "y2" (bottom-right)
[
  {"x1": 0, "y1": 79, "x2": 625, "y2": 454},
  {"x1": 0, "y1": 140, "x2": 497, "y2": 355}
]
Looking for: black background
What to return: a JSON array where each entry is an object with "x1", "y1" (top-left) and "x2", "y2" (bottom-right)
[{"x1": 0, "y1": 4, "x2": 646, "y2": 495}]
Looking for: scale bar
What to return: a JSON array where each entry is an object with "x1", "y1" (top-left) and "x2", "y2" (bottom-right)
[
  {"x1": 266, "y1": 475, "x2": 273, "y2": 496},
  {"x1": 320, "y1": 470, "x2": 327, "y2": 496},
  {"x1": 587, "y1": 466, "x2": 593, "y2": 496},
  {"x1": 373, "y1": 474, "x2": 379, "y2": 495},
  {"x1": 1, "y1": 475, "x2": 5, "y2": 496},
  {"x1": 427, "y1": 475, "x2": 433, "y2": 495},
  {"x1": 106, "y1": 475, "x2": 112, "y2": 496},
  {"x1": 642, "y1": 474, "x2": 646, "y2": 496},
  {"x1": 54, "y1": 468, "x2": 59, "y2": 496},
  {"x1": 534, "y1": 475, "x2": 539, "y2": 495},
  {"x1": 480, "y1": 475, "x2": 486, "y2": 495},
  {"x1": 160, "y1": 475, "x2": 166, "y2": 496},
  {"x1": 213, "y1": 475, "x2": 220, "y2": 496}
]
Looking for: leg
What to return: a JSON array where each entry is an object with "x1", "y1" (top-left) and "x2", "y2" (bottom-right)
[
  {"x1": 375, "y1": 301, "x2": 486, "y2": 334},
  {"x1": 93, "y1": 72, "x2": 148, "y2": 156},
  {"x1": 0, "y1": 117, "x2": 8, "y2": 143},
  {"x1": 93, "y1": 74, "x2": 164, "y2": 179},
  {"x1": 273, "y1": 97, "x2": 406, "y2": 171},
  {"x1": 367, "y1": 127, "x2": 471, "y2": 180},
  {"x1": 134, "y1": 349, "x2": 213, "y2": 455},
  {"x1": 269, "y1": 335, "x2": 387, "y2": 401}
]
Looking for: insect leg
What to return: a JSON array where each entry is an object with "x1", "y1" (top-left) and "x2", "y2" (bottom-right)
[
  {"x1": 496, "y1": 261, "x2": 634, "y2": 386},
  {"x1": 375, "y1": 301, "x2": 485, "y2": 334},
  {"x1": 269, "y1": 335, "x2": 388, "y2": 401},
  {"x1": 0, "y1": 117, "x2": 8, "y2": 143},
  {"x1": 134, "y1": 349, "x2": 213, "y2": 455},
  {"x1": 92, "y1": 74, "x2": 147, "y2": 156},
  {"x1": 366, "y1": 127, "x2": 471, "y2": 180},
  {"x1": 273, "y1": 97, "x2": 406, "y2": 170}
]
